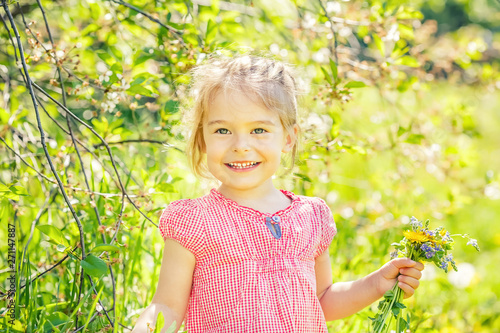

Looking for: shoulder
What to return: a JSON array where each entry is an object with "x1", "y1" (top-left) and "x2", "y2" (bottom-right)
[
  {"x1": 158, "y1": 195, "x2": 211, "y2": 240},
  {"x1": 292, "y1": 194, "x2": 335, "y2": 231},
  {"x1": 158, "y1": 196, "x2": 211, "y2": 258},
  {"x1": 295, "y1": 195, "x2": 337, "y2": 258},
  {"x1": 294, "y1": 194, "x2": 331, "y2": 216},
  {"x1": 160, "y1": 194, "x2": 212, "y2": 220}
]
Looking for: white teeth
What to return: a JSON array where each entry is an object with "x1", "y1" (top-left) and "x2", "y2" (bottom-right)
[{"x1": 228, "y1": 162, "x2": 258, "y2": 169}]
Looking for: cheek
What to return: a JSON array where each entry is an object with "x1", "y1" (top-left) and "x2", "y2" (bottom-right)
[{"x1": 205, "y1": 142, "x2": 223, "y2": 161}]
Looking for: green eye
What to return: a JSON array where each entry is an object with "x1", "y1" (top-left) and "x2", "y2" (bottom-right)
[
  {"x1": 252, "y1": 128, "x2": 266, "y2": 134},
  {"x1": 216, "y1": 128, "x2": 229, "y2": 134}
]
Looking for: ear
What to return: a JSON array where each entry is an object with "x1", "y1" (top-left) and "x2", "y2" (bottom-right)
[{"x1": 282, "y1": 124, "x2": 299, "y2": 153}]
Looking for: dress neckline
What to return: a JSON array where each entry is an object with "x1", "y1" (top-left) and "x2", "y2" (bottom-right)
[{"x1": 209, "y1": 188, "x2": 301, "y2": 218}]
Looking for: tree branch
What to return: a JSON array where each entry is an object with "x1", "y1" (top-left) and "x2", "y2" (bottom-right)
[{"x1": 109, "y1": 0, "x2": 187, "y2": 49}]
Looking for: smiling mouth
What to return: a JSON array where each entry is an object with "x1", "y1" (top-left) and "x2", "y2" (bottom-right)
[{"x1": 225, "y1": 162, "x2": 261, "y2": 169}]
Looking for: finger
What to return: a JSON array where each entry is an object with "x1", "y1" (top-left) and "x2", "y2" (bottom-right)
[
  {"x1": 413, "y1": 261, "x2": 425, "y2": 271},
  {"x1": 390, "y1": 258, "x2": 419, "y2": 269},
  {"x1": 399, "y1": 282, "x2": 415, "y2": 299},
  {"x1": 397, "y1": 277, "x2": 419, "y2": 299},
  {"x1": 399, "y1": 267, "x2": 423, "y2": 280},
  {"x1": 383, "y1": 258, "x2": 418, "y2": 279},
  {"x1": 398, "y1": 275, "x2": 420, "y2": 290}
]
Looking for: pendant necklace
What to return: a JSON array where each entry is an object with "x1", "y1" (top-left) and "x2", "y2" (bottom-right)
[{"x1": 265, "y1": 216, "x2": 282, "y2": 239}]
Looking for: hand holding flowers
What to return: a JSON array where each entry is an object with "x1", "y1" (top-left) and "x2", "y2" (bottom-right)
[
  {"x1": 370, "y1": 217, "x2": 480, "y2": 333},
  {"x1": 374, "y1": 258, "x2": 424, "y2": 300}
]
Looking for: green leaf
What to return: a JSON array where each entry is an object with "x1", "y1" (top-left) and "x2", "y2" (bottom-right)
[
  {"x1": 164, "y1": 100, "x2": 179, "y2": 114},
  {"x1": 36, "y1": 224, "x2": 69, "y2": 247},
  {"x1": 92, "y1": 116, "x2": 109, "y2": 134},
  {"x1": 405, "y1": 133, "x2": 425, "y2": 144},
  {"x1": 294, "y1": 173, "x2": 312, "y2": 182},
  {"x1": 397, "y1": 125, "x2": 408, "y2": 136},
  {"x1": 395, "y1": 56, "x2": 420, "y2": 67},
  {"x1": 373, "y1": 33, "x2": 385, "y2": 58},
  {"x1": 392, "y1": 306, "x2": 400, "y2": 317},
  {"x1": 398, "y1": 23, "x2": 415, "y2": 40},
  {"x1": 91, "y1": 244, "x2": 121, "y2": 253},
  {"x1": 96, "y1": 51, "x2": 115, "y2": 65},
  {"x1": 394, "y1": 302, "x2": 406, "y2": 309},
  {"x1": 397, "y1": 76, "x2": 418, "y2": 92},
  {"x1": 82, "y1": 284, "x2": 105, "y2": 332},
  {"x1": 56, "y1": 244, "x2": 67, "y2": 252},
  {"x1": 383, "y1": 290, "x2": 394, "y2": 299},
  {"x1": 0, "y1": 317, "x2": 25, "y2": 332},
  {"x1": 345, "y1": 145, "x2": 366, "y2": 155},
  {"x1": 345, "y1": 81, "x2": 366, "y2": 88},
  {"x1": 110, "y1": 62, "x2": 123, "y2": 74},
  {"x1": 155, "y1": 183, "x2": 176, "y2": 193},
  {"x1": 398, "y1": 316, "x2": 409, "y2": 329},
  {"x1": 153, "y1": 312, "x2": 165, "y2": 333},
  {"x1": 10, "y1": 185, "x2": 28, "y2": 196},
  {"x1": 126, "y1": 84, "x2": 154, "y2": 97},
  {"x1": 67, "y1": 251, "x2": 79, "y2": 261},
  {"x1": 396, "y1": 6, "x2": 423, "y2": 20},
  {"x1": 321, "y1": 67, "x2": 333, "y2": 85},
  {"x1": 43, "y1": 312, "x2": 71, "y2": 332},
  {"x1": 80, "y1": 254, "x2": 108, "y2": 278},
  {"x1": 0, "y1": 183, "x2": 11, "y2": 192},
  {"x1": 205, "y1": 19, "x2": 217, "y2": 45},
  {"x1": 329, "y1": 59, "x2": 338, "y2": 81},
  {"x1": 165, "y1": 321, "x2": 177, "y2": 333}
]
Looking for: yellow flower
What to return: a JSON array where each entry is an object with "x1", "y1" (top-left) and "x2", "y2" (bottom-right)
[{"x1": 403, "y1": 230, "x2": 431, "y2": 243}]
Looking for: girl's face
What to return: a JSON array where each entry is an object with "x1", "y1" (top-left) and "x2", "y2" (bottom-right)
[{"x1": 202, "y1": 90, "x2": 296, "y2": 196}]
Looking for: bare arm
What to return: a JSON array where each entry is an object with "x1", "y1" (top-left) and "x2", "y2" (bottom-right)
[
  {"x1": 131, "y1": 239, "x2": 196, "y2": 333},
  {"x1": 315, "y1": 251, "x2": 424, "y2": 321}
]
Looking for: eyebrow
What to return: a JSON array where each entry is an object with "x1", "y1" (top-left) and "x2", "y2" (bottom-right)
[{"x1": 207, "y1": 120, "x2": 277, "y2": 127}]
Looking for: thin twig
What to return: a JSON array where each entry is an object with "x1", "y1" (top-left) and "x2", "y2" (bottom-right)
[
  {"x1": 109, "y1": 0, "x2": 187, "y2": 48},
  {"x1": 32, "y1": 83, "x2": 156, "y2": 226},
  {"x1": 2, "y1": 2, "x2": 88, "y2": 254},
  {"x1": 317, "y1": 0, "x2": 339, "y2": 64},
  {"x1": 19, "y1": 252, "x2": 71, "y2": 288},
  {"x1": 93, "y1": 139, "x2": 183, "y2": 153},
  {"x1": 1, "y1": 135, "x2": 55, "y2": 183},
  {"x1": 5, "y1": 4, "x2": 114, "y2": 324}
]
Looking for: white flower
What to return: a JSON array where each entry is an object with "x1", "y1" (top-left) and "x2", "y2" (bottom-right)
[
  {"x1": 101, "y1": 100, "x2": 116, "y2": 113},
  {"x1": 410, "y1": 216, "x2": 422, "y2": 229},
  {"x1": 326, "y1": 1, "x2": 341, "y2": 14},
  {"x1": 466, "y1": 238, "x2": 480, "y2": 251},
  {"x1": 119, "y1": 78, "x2": 130, "y2": 90},
  {"x1": 385, "y1": 24, "x2": 400, "y2": 42},
  {"x1": 484, "y1": 182, "x2": 500, "y2": 200},
  {"x1": 99, "y1": 70, "x2": 113, "y2": 82},
  {"x1": 107, "y1": 92, "x2": 120, "y2": 104}
]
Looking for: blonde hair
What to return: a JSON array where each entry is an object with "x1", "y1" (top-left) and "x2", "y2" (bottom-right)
[{"x1": 184, "y1": 53, "x2": 301, "y2": 179}]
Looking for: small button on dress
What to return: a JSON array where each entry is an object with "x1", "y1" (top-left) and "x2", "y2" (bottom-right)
[{"x1": 158, "y1": 188, "x2": 337, "y2": 332}]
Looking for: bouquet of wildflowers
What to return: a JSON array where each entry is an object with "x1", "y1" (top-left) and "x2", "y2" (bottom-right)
[{"x1": 370, "y1": 217, "x2": 480, "y2": 333}]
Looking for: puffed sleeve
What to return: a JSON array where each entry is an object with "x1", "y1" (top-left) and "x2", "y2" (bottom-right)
[
  {"x1": 158, "y1": 199, "x2": 205, "y2": 258},
  {"x1": 314, "y1": 198, "x2": 337, "y2": 259}
]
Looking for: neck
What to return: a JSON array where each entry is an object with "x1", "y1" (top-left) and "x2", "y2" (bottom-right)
[{"x1": 217, "y1": 182, "x2": 283, "y2": 205}]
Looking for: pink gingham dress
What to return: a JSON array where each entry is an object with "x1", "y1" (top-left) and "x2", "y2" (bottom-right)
[{"x1": 158, "y1": 188, "x2": 337, "y2": 332}]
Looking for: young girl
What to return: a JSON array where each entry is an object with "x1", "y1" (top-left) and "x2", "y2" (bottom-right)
[{"x1": 132, "y1": 55, "x2": 424, "y2": 332}]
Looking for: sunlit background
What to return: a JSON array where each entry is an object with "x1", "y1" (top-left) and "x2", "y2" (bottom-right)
[{"x1": 1, "y1": 0, "x2": 499, "y2": 331}]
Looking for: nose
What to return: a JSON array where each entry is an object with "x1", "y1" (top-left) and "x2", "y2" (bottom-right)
[{"x1": 232, "y1": 134, "x2": 251, "y2": 153}]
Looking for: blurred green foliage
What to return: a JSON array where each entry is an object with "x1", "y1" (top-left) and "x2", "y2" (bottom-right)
[{"x1": 1, "y1": 0, "x2": 499, "y2": 332}]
